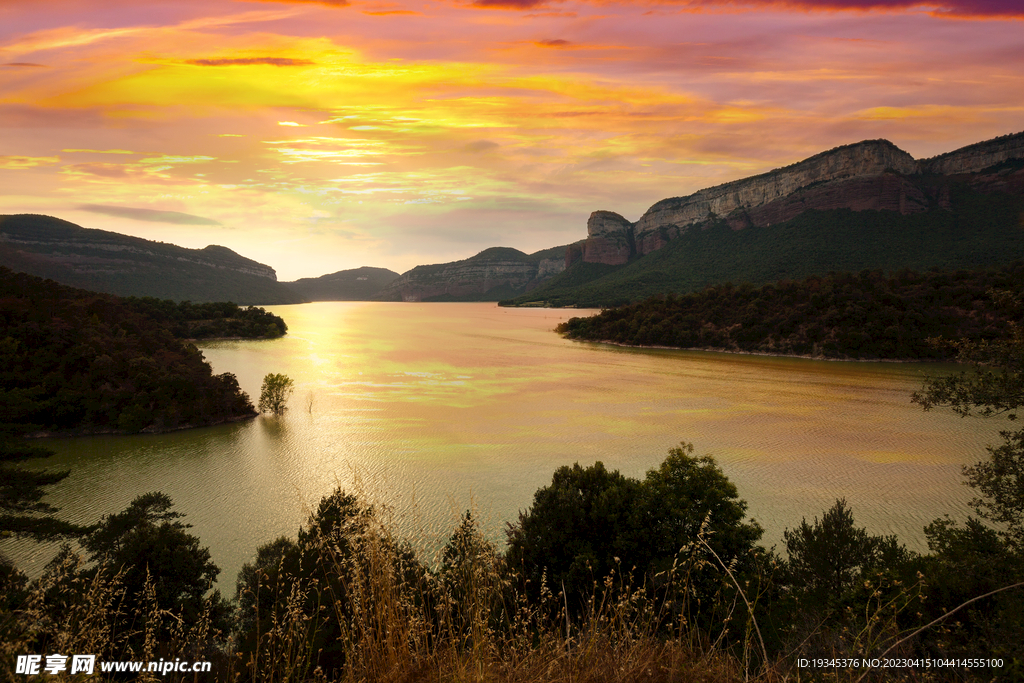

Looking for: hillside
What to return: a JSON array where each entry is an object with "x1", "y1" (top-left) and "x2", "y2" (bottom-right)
[
  {"x1": 505, "y1": 131, "x2": 1024, "y2": 307},
  {"x1": 283, "y1": 266, "x2": 400, "y2": 301},
  {"x1": 0, "y1": 268, "x2": 257, "y2": 435},
  {"x1": 0, "y1": 214, "x2": 306, "y2": 305},
  {"x1": 556, "y1": 263, "x2": 1024, "y2": 360},
  {"x1": 375, "y1": 244, "x2": 570, "y2": 302}
]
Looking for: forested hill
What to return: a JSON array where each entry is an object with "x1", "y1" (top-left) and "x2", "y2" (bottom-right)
[
  {"x1": 123, "y1": 297, "x2": 287, "y2": 340},
  {"x1": 556, "y1": 264, "x2": 1024, "y2": 360},
  {"x1": 0, "y1": 268, "x2": 258, "y2": 435},
  {"x1": 0, "y1": 214, "x2": 306, "y2": 305}
]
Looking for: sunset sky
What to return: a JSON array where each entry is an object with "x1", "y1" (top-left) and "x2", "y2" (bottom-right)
[{"x1": 1, "y1": 0, "x2": 1022, "y2": 280}]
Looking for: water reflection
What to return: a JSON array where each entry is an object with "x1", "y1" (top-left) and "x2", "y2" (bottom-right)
[{"x1": 2, "y1": 302, "x2": 1007, "y2": 586}]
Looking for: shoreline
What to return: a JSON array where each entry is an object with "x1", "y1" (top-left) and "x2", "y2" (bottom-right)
[
  {"x1": 25, "y1": 411, "x2": 258, "y2": 440},
  {"x1": 569, "y1": 337, "x2": 937, "y2": 363}
]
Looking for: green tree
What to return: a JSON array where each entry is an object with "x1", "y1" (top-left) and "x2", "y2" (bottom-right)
[
  {"x1": 258, "y1": 373, "x2": 294, "y2": 415},
  {"x1": 783, "y1": 499, "x2": 913, "y2": 610},
  {"x1": 505, "y1": 460, "x2": 643, "y2": 608},
  {"x1": 912, "y1": 295, "x2": 1024, "y2": 664},
  {"x1": 506, "y1": 443, "x2": 763, "y2": 614},
  {"x1": 0, "y1": 433, "x2": 91, "y2": 540},
  {"x1": 912, "y1": 309, "x2": 1024, "y2": 551},
  {"x1": 82, "y1": 492, "x2": 230, "y2": 643}
]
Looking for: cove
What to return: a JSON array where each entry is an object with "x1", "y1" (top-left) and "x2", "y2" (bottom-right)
[{"x1": 2, "y1": 302, "x2": 1007, "y2": 587}]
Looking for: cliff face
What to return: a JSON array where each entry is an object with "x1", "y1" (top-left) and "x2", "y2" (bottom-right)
[
  {"x1": 920, "y1": 131, "x2": 1024, "y2": 175},
  {"x1": 375, "y1": 246, "x2": 569, "y2": 302},
  {"x1": 583, "y1": 211, "x2": 634, "y2": 265},
  {"x1": 580, "y1": 131, "x2": 1024, "y2": 265}
]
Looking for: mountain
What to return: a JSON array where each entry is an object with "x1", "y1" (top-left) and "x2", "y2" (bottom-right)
[
  {"x1": 0, "y1": 214, "x2": 306, "y2": 305},
  {"x1": 375, "y1": 245, "x2": 570, "y2": 302},
  {"x1": 506, "y1": 131, "x2": 1024, "y2": 307},
  {"x1": 283, "y1": 266, "x2": 400, "y2": 301}
]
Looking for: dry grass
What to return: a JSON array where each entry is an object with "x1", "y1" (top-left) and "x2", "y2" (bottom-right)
[{"x1": 3, "y1": 497, "x2": 964, "y2": 683}]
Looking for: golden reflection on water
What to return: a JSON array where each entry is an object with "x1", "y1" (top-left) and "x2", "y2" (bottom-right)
[{"x1": 3, "y1": 302, "x2": 1009, "y2": 584}]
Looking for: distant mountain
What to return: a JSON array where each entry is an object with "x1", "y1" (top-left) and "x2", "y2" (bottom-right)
[
  {"x1": 0, "y1": 214, "x2": 306, "y2": 305},
  {"x1": 283, "y1": 266, "x2": 400, "y2": 301},
  {"x1": 375, "y1": 245, "x2": 571, "y2": 302},
  {"x1": 506, "y1": 131, "x2": 1024, "y2": 307}
]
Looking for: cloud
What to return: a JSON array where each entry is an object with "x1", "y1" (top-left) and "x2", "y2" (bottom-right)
[
  {"x1": 0, "y1": 156, "x2": 59, "y2": 169},
  {"x1": 248, "y1": 0, "x2": 350, "y2": 5},
  {"x1": 535, "y1": 39, "x2": 572, "y2": 48},
  {"x1": 78, "y1": 204, "x2": 222, "y2": 225},
  {"x1": 715, "y1": 0, "x2": 1024, "y2": 17},
  {"x1": 472, "y1": 0, "x2": 549, "y2": 9},
  {"x1": 1, "y1": 62, "x2": 46, "y2": 68},
  {"x1": 466, "y1": 0, "x2": 1023, "y2": 17},
  {"x1": 63, "y1": 149, "x2": 136, "y2": 154},
  {"x1": 184, "y1": 57, "x2": 316, "y2": 67},
  {"x1": 462, "y1": 140, "x2": 500, "y2": 152}
]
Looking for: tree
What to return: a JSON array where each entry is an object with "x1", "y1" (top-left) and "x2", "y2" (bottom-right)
[
  {"x1": 912, "y1": 294, "x2": 1024, "y2": 662},
  {"x1": 912, "y1": 306, "x2": 1024, "y2": 551},
  {"x1": 234, "y1": 489, "x2": 424, "y2": 680},
  {"x1": 505, "y1": 460, "x2": 643, "y2": 608},
  {"x1": 0, "y1": 433, "x2": 91, "y2": 540},
  {"x1": 640, "y1": 442, "x2": 763, "y2": 574},
  {"x1": 506, "y1": 443, "x2": 763, "y2": 614},
  {"x1": 783, "y1": 499, "x2": 913, "y2": 610},
  {"x1": 258, "y1": 373, "x2": 294, "y2": 415},
  {"x1": 82, "y1": 492, "x2": 229, "y2": 643}
]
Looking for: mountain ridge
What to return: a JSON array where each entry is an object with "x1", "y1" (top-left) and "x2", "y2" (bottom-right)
[
  {"x1": 375, "y1": 244, "x2": 570, "y2": 302},
  {"x1": 0, "y1": 214, "x2": 306, "y2": 305},
  {"x1": 507, "y1": 130, "x2": 1024, "y2": 306}
]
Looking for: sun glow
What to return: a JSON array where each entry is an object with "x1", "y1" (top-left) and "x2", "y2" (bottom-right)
[{"x1": 0, "y1": 0, "x2": 1021, "y2": 277}]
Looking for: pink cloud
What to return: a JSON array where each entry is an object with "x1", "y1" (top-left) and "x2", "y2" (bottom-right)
[
  {"x1": 466, "y1": 0, "x2": 1022, "y2": 17},
  {"x1": 184, "y1": 57, "x2": 316, "y2": 66}
]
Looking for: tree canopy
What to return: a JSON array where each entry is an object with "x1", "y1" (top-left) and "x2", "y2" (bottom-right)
[{"x1": 506, "y1": 444, "x2": 763, "y2": 612}]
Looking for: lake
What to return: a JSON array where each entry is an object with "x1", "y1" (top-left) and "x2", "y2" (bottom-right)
[{"x1": 2, "y1": 302, "x2": 1007, "y2": 588}]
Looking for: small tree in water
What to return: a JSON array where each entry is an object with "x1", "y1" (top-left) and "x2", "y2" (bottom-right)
[{"x1": 259, "y1": 373, "x2": 294, "y2": 414}]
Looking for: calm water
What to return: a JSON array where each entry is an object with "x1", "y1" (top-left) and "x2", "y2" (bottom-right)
[{"x1": 3, "y1": 302, "x2": 1007, "y2": 587}]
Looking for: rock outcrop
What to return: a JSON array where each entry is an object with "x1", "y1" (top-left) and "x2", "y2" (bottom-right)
[
  {"x1": 579, "y1": 131, "x2": 1024, "y2": 265},
  {"x1": 920, "y1": 131, "x2": 1024, "y2": 175},
  {"x1": 583, "y1": 211, "x2": 634, "y2": 265},
  {"x1": 375, "y1": 246, "x2": 569, "y2": 302}
]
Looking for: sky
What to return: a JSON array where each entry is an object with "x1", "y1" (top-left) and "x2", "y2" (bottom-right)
[{"x1": 1, "y1": 0, "x2": 1022, "y2": 280}]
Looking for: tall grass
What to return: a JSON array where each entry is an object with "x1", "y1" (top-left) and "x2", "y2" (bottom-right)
[{"x1": 3, "y1": 494, "x2": 1002, "y2": 682}]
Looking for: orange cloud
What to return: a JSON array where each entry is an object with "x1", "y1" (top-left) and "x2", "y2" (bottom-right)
[
  {"x1": 465, "y1": 0, "x2": 1023, "y2": 18},
  {"x1": 0, "y1": 155, "x2": 59, "y2": 169},
  {"x1": 249, "y1": 0, "x2": 350, "y2": 5},
  {"x1": 184, "y1": 57, "x2": 316, "y2": 66}
]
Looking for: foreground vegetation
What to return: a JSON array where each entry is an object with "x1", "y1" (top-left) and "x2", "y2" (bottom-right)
[
  {"x1": 556, "y1": 263, "x2": 1024, "y2": 360},
  {"x1": 2, "y1": 434, "x2": 1021, "y2": 682}
]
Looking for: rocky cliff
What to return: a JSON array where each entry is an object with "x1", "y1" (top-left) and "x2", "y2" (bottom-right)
[
  {"x1": 920, "y1": 131, "x2": 1024, "y2": 175},
  {"x1": 375, "y1": 246, "x2": 569, "y2": 302},
  {"x1": 580, "y1": 131, "x2": 1024, "y2": 265},
  {"x1": 0, "y1": 214, "x2": 305, "y2": 304}
]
